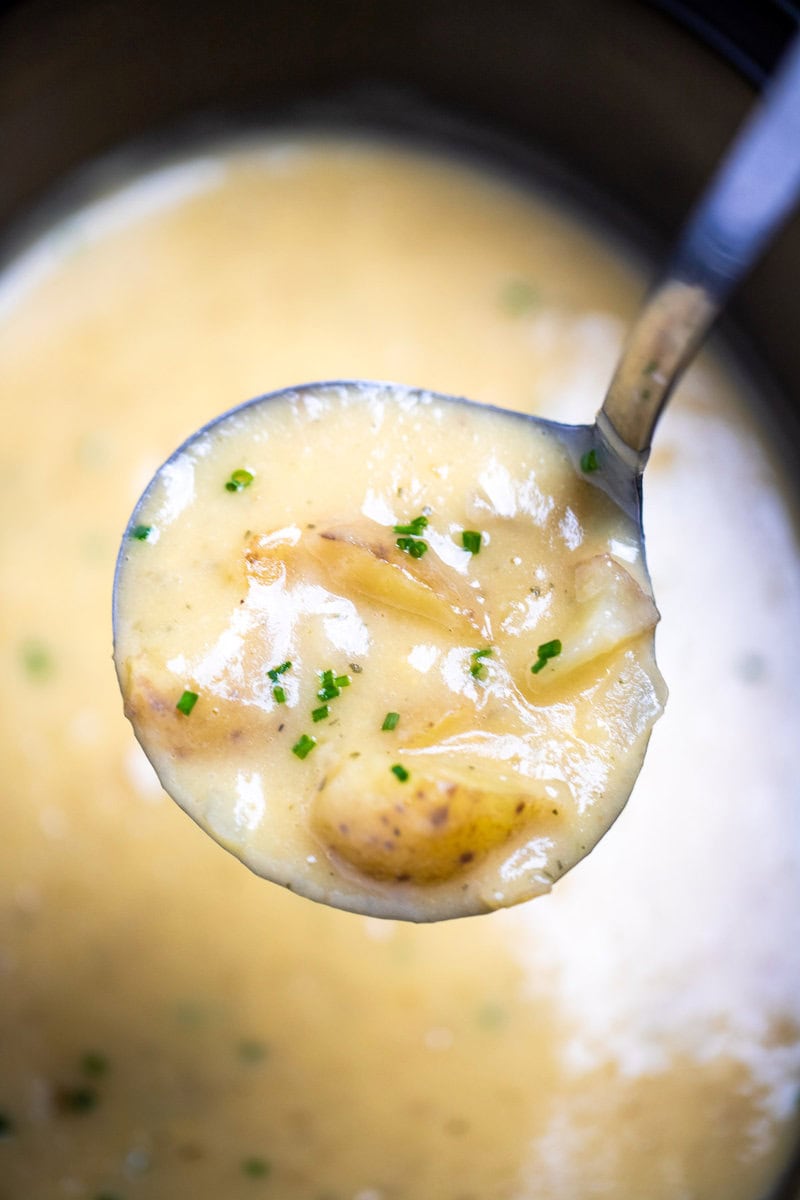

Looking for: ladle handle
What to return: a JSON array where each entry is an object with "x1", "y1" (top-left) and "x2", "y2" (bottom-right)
[{"x1": 599, "y1": 31, "x2": 800, "y2": 464}]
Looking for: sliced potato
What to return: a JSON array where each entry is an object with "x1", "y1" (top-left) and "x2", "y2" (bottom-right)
[
  {"x1": 313, "y1": 757, "x2": 552, "y2": 884},
  {"x1": 308, "y1": 523, "x2": 482, "y2": 634},
  {"x1": 516, "y1": 554, "x2": 659, "y2": 689},
  {"x1": 120, "y1": 656, "x2": 273, "y2": 762}
]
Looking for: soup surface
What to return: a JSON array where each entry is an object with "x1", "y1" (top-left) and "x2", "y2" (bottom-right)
[
  {"x1": 1, "y1": 137, "x2": 799, "y2": 1198},
  {"x1": 114, "y1": 382, "x2": 664, "y2": 919}
]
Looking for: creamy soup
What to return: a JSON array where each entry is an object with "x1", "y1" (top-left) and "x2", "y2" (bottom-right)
[
  {"x1": 1, "y1": 137, "x2": 799, "y2": 1198},
  {"x1": 114, "y1": 383, "x2": 664, "y2": 919}
]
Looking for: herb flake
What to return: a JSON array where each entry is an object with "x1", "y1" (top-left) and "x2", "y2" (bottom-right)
[
  {"x1": 241, "y1": 1156, "x2": 271, "y2": 1179},
  {"x1": 55, "y1": 1085, "x2": 99, "y2": 1114},
  {"x1": 130, "y1": 523, "x2": 153, "y2": 541},
  {"x1": 580, "y1": 448, "x2": 599, "y2": 473},
  {"x1": 531, "y1": 639, "x2": 562, "y2": 674},
  {"x1": 382, "y1": 711, "x2": 400, "y2": 731},
  {"x1": 267, "y1": 661, "x2": 292, "y2": 682},
  {"x1": 500, "y1": 278, "x2": 539, "y2": 315},
  {"x1": 176, "y1": 689, "x2": 199, "y2": 716},
  {"x1": 470, "y1": 646, "x2": 494, "y2": 679},
  {"x1": 292, "y1": 734, "x2": 316, "y2": 760},
  {"x1": 396, "y1": 535, "x2": 427, "y2": 558},
  {"x1": 21, "y1": 640, "x2": 53, "y2": 680},
  {"x1": 391, "y1": 764, "x2": 409, "y2": 782},
  {"x1": 225, "y1": 468, "x2": 255, "y2": 493},
  {"x1": 81, "y1": 1051, "x2": 109, "y2": 1078},
  {"x1": 393, "y1": 514, "x2": 428, "y2": 536},
  {"x1": 461, "y1": 530, "x2": 482, "y2": 554}
]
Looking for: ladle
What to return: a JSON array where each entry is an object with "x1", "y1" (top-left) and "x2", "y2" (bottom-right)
[{"x1": 113, "y1": 34, "x2": 800, "y2": 920}]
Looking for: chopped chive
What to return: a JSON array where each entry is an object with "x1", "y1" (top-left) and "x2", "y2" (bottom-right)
[
  {"x1": 292, "y1": 734, "x2": 316, "y2": 759},
  {"x1": 272, "y1": 685, "x2": 286, "y2": 705},
  {"x1": 500, "y1": 278, "x2": 539, "y2": 315},
  {"x1": 531, "y1": 638, "x2": 562, "y2": 674},
  {"x1": 580, "y1": 448, "x2": 599, "y2": 473},
  {"x1": 176, "y1": 689, "x2": 199, "y2": 716},
  {"x1": 470, "y1": 647, "x2": 494, "y2": 679},
  {"x1": 130, "y1": 523, "x2": 153, "y2": 541},
  {"x1": 334, "y1": 674, "x2": 351, "y2": 688},
  {"x1": 312, "y1": 705, "x2": 329, "y2": 723},
  {"x1": 396, "y1": 536, "x2": 428, "y2": 558},
  {"x1": 267, "y1": 661, "x2": 292, "y2": 682},
  {"x1": 317, "y1": 669, "x2": 340, "y2": 701},
  {"x1": 241, "y1": 1156, "x2": 271, "y2": 1178},
  {"x1": 461, "y1": 530, "x2": 482, "y2": 554},
  {"x1": 382, "y1": 711, "x2": 400, "y2": 731},
  {"x1": 81, "y1": 1052, "x2": 108, "y2": 1078},
  {"x1": 225, "y1": 468, "x2": 254, "y2": 492},
  {"x1": 393, "y1": 514, "x2": 429, "y2": 535},
  {"x1": 391, "y1": 764, "x2": 409, "y2": 782},
  {"x1": 237, "y1": 1039, "x2": 268, "y2": 1063},
  {"x1": 55, "y1": 1085, "x2": 99, "y2": 1114},
  {"x1": 21, "y1": 640, "x2": 53, "y2": 680}
]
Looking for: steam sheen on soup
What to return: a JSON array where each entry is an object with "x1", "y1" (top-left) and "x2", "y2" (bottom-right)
[{"x1": 1, "y1": 137, "x2": 799, "y2": 1198}]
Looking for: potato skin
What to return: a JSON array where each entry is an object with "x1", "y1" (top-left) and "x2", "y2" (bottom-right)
[
  {"x1": 312, "y1": 761, "x2": 543, "y2": 884},
  {"x1": 120, "y1": 658, "x2": 271, "y2": 762}
]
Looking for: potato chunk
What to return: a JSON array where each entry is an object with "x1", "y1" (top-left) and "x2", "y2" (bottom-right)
[
  {"x1": 313, "y1": 759, "x2": 546, "y2": 884},
  {"x1": 308, "y1": 523, "x2": 481, "y2": 634}
]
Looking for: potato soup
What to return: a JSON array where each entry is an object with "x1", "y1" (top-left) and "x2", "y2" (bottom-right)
[
  {"x1": 114, "y1": 381, "x2": 664, "y2": 919},
  {"x1": 1, "y1": 137, "x2": 799, "y2": 1197}
]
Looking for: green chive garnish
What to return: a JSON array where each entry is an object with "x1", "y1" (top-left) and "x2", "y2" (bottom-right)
[
  {"x1": 312, "y1": 705, "x2": 329, "y2": 722},
  {"x1": 292, "y1": 734, "x2": 316, "y2": 759},
  {"x1": 396, "y1": 535, "x2": 428, "y2": 558},
  {"x1": 21, "y1": 640, "x2": 53, "y2": 680},
  {"x1": 500, "y1": 278, "x2": 539, "y2": 315},
  {"x1": 391, "y1": 764, "x2": 409, "y2": 782},
  {"x1": 81, "y1": 1052, "x2": 108, "y2": 1078},
  {"x1": 241, "y1": 1156, "x2": 271, "y2": 1178},
  {"x1": 272, "y1": 685, "x2": 286, "y2": 705},
  {"x1": 393, "y1": 515, "x2": 428, "y2": 535},
  {"x1": 267, "y1": 661, "x2": 292, "y2": 682},
  {"x1": 461, "y1": 530, "x2": 482, "y2": 554},
  {"x1": 580, "y1": 448, "x2": 599, "y2": 473},
  {"x1": 470, "y1": 647, "x2": 493, "y2": 679},
  {"x1": 317, "y1": 669, "x2": 340, "y2": 701},
  {"x1": 382, "y1": 711, "x2": 400, "y2": 731},
  {"x1": 334, "y1": 674, "x2": 351, "y2": 688},
  {"x1": 531, "y1": 639, "x2": 562, "y2": 674},
  {"x1": 176, "y1": 689, "x2": 199, "y2": 716},
  {"x1": 238, "y1": 1039, "x2": 268, "y2": 1063},
  {"x1": 225, "y1": 468, "x2": 255, "y2": 493},
  {"x1": 130, "y1": 523, "x2": 153, "y2": 541},
  {"x1": 55, "y1": 1085, "x2": 99, "y2": 1114}
]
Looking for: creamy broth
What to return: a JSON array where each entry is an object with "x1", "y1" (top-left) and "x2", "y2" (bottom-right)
[
  {"x1": 114, "y1": 384, "x2": 664, "y2": 919},
  {"x1": 1, "y1": 138, "x2": 799, "y2": 1197}
]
